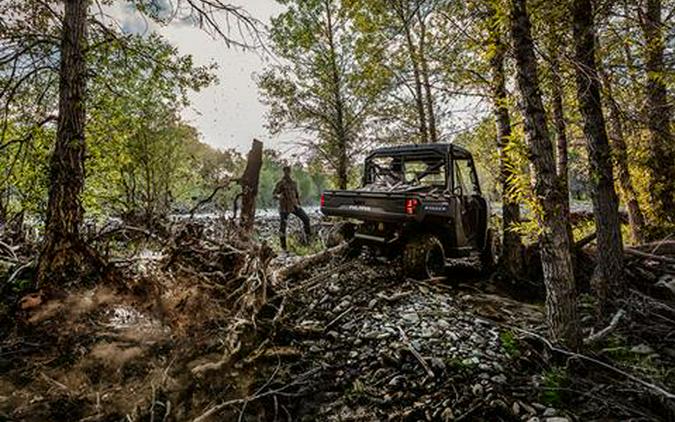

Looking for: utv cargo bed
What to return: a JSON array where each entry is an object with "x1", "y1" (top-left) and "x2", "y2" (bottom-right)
[{"x1": 321, "y1": 190, "x2": 421, "y2": 223}]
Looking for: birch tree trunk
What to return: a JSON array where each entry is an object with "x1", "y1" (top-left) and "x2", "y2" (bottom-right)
[
  {"x1": 487, "y1": 7, "x2": 523, "y2": 277},
  {"x1": 510, "y1": 0, "x2": 578, "y2": 348},
  {"x1": 641, "y1": 0, "x2": 675, "y2": 224},
  {"x1": 571, "y1": 0, "x2": 624, "y2": 305},
  {"x1": 36, "y1": 0, "x2": 103, "y2": 286}
]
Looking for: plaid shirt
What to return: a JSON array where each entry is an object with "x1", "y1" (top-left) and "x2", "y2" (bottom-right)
[{"x1": 274, "y1": 176, "x2": 300, "y2": 213}]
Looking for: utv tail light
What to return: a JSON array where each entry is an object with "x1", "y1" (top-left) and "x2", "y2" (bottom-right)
[
  {"x1": 320, "y1": 193, "x2": 325, "y2": 208},
  {"x1": 404, "y1": 198, "x2": 419, "y2": 215}
]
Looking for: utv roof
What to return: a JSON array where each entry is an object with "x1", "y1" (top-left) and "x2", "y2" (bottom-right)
[{"x1": 367, "y1": 143, "x2": 472, "y2": 160}]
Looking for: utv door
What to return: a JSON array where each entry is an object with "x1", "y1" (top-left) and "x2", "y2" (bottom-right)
[{"x1": 452, "y1": 157, "x2": 489, "y2": 250}]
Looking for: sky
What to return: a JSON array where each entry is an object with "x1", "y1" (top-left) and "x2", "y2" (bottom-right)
[
  {"x1": 109, "y1": 1, "x2": 485, "y2": 156},
  {"x1": 111, "y1": 1, "x2": 293, "y2": 154}
]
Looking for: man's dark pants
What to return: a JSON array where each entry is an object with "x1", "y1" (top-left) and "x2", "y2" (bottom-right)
[{"x1": 279, "y1": 206, "x2": 311, "y2": 250}]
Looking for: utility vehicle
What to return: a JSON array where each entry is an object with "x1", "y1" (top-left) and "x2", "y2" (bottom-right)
[{"x1": 320, "y1": 143, "x2": 496, "y2": 278}]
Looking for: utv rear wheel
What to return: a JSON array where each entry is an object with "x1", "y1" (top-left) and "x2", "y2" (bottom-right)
[{"x1": 403, "y1": 235, "x2": 446, "y2": 279}]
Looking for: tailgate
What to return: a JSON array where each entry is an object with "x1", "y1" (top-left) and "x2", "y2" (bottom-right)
[{"x1": 320, "y1": 190, "x2": 413, "y2": 222}]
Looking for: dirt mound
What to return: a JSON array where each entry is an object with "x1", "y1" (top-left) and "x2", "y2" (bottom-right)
[{"x1": 0, "y1": 215, "x2": 279, "y2": 421}]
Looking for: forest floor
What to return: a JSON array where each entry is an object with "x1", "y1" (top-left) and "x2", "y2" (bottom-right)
[{"x1": 0, "y1": 215, "x2": 673, "y2": 421}]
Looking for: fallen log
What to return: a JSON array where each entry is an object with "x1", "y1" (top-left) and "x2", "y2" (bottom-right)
[
  {"x1": 575, "y1": 233, "x2": 675, "y2": 264},
  {"x1": 632, "y1": 239, "x2": 675, "y2": 256},
  {"x1": 271, "y1": 242, "x2": 348, "y2": 286},
  {"x1": 624, "y1": 247, "x2": 675, "y2": 265}
]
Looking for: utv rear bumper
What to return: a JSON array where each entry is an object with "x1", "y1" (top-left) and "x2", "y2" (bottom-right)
[{"x1": 320, "y1": 206, "x2": 419, "y2": 223}]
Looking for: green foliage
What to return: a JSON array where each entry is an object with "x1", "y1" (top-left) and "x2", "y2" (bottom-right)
[
  {"x1": 572, "y1": 219, "x2": 595, "y2": 243},
  {"x1": 258, "y1": 0, "x2": 392, "y2": 187},
  {"x1": 453, "y1": 118, "x2": 500, "y2": 201},
  {"x1": 541, "y1": 366, "x2": 570, "y2": 407},
  {"x1": 286, "y1": 234, "x2": 324, "y2": 256},
  {"x1": 499, "y1": 330, "x2": 520, "y2": 357},
  {"x1": 0, "y1": 31, "x2": 229, "y2": 224},
  {"x1": 0, "y1": 124, "x2": 52, "y2": 218},
  {"x1": 83, "y1": 34, "x2": 217, "y2": 220}
]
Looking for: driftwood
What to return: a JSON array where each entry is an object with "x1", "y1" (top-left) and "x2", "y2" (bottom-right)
[
  {"x1": 0, "y1": 239, "x2": 19, "y2": 261},
  {"x1": 397, "y1": 325, "x2": 435, "y2": 378},
  {"x1": 583, "y1": 308, "x2": 625, "y2": 345},
  {"x1": 575, "y1": 231, "x2": 597, "y2": 249}
]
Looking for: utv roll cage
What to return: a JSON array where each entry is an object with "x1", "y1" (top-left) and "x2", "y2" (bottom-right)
[{"x1": 362, "y1": 143, "x2": 481, "y2": 194}]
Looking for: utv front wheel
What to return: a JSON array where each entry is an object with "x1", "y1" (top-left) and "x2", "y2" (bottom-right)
[{"x1": 403, "y1": 235, "x2": 446, "y2": 279}]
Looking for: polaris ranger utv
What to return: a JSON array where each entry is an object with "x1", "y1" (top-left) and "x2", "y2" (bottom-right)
[{"x1": 320, "y1": 143, "x2": 496, "y2": 278}]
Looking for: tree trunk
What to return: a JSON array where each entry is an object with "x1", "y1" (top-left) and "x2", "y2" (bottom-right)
[
  {"x1": 571, "y1": 0, "x2": 624, "y2": 305},
  {"x1": 417, "y1": 9, "x2": 437, "y2": 143},
  {"x1": 510, "y1": 0, "x2": 578, "y2": 348},
  {"x1": 641, "y1": 0, "x2": 675, "y2": 224},
  {"x1": 239, "y1": 139, "x2": 263, "y2": 237},
  {"x1": 36, "y1": 0, "x2": 102, "y2": 286},
  {"x1": 548, "y1": 48, "x2": 574, "y2": 247},
  {"x1": 336, "y1": 148, "x2": 348, "y2": 190},
  {"x1": 397, "y1": 1, "x2": 427, "y2": 144},
  {"x1": 0, "y1": 189, "x2": 6, "y2": 225},
  {"x1": 487, "y1": 7, "x2": 523, "y2": 277},
  {"x1": 600, "y1": 69, "x2": 647, "y2": 245},
  {"x1": 326, "y1": 0, "x2": 349, "y2": 190}
]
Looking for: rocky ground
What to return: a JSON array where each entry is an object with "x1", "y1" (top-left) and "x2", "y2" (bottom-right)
[{"x1": 232, "y1": 255, "x2": 572, "y2": 422}]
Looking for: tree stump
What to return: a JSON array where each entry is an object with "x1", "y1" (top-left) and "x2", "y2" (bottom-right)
[{"x1": 239, "y1": 139, "x2": 263, "y2": 239}]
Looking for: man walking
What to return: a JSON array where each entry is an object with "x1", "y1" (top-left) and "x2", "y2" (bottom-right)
[{"x1": 274, "y1": 165, "x2": 311, "y2": 251}]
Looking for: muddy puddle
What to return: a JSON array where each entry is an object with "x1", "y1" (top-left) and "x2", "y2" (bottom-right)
[{"x1": 101, "y1": 304, "x2": 170, "y2": 341}]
